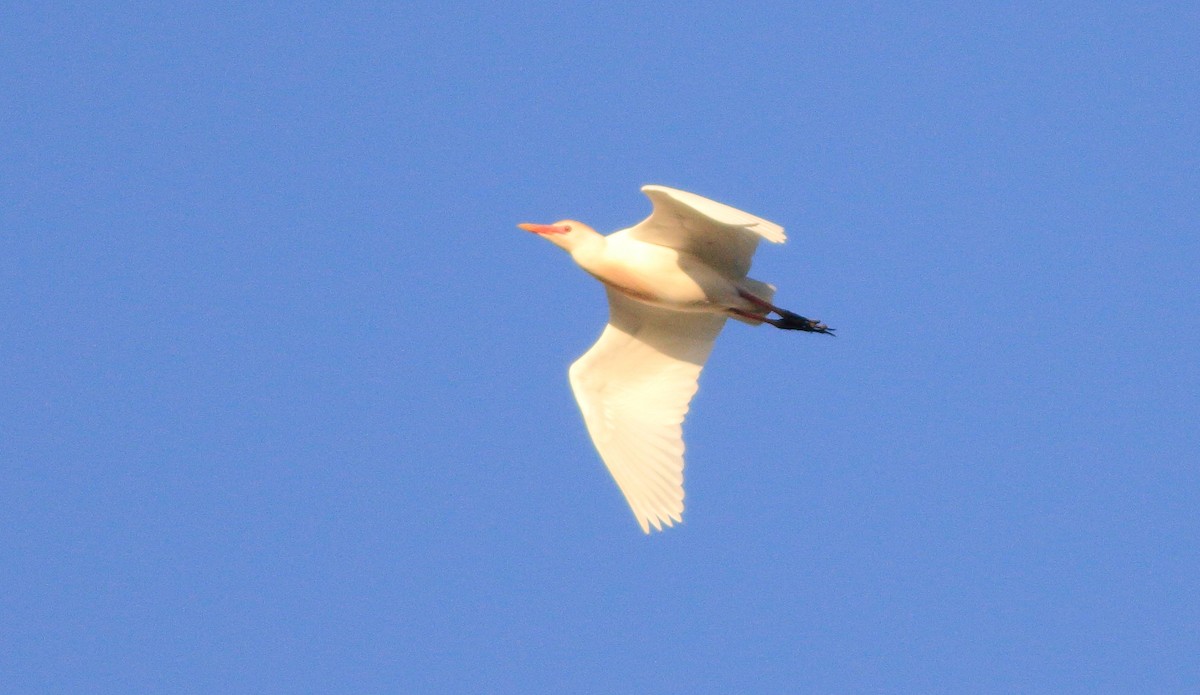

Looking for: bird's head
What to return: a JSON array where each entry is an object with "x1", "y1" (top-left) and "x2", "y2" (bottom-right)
[{"x1": 517, "y1": 220, "x2": 599, "y2": 252}]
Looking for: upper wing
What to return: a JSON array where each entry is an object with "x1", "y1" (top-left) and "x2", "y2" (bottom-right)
[
  {"x1": 569, "y1": 288, "x2": 727, "y2": 533},
  {"x1": 625, "y1": 184, "x2": 786, "y2": 280}
]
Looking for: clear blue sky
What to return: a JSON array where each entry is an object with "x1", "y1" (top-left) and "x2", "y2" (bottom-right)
[{"x1": 3, "y1": 3, "x2": 1197, "y2": 692}]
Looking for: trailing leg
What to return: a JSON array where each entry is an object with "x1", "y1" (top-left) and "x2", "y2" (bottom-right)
[
  {"x1": 734, "y1": 288, "x2": 835, "y2": 336},
  {"x1": 770, "y1": 310, "x2": 835, "y2": 335}
]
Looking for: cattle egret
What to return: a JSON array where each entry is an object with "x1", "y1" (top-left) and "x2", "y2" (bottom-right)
[{"x1": 519, "y1": 185, "x2": 833, "y2": 533}]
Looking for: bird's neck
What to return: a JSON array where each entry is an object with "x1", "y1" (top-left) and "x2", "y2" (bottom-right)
[{"x1": 568, "y1": 232, "x2": 607, "y2": 271}]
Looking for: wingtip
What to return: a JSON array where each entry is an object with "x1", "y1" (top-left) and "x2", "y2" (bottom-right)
[
  {"x1": 762, "y1": 226, "x2": 787, "y2": 244},
  {"x1": 637, "y1": 512, "x2": 683, "y2": 535}
]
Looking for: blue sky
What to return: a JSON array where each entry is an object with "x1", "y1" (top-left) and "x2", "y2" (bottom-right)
[{"x1": 2, "y1": 2, "x2": 1197, "y2": 692}]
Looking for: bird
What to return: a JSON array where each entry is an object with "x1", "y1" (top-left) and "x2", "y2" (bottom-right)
[{"x1": 519, "y1": 185, "x2": 833, "y2": 533}]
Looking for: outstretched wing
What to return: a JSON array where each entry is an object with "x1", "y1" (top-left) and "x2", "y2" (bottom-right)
[
  {"x1": 626, "y1": 184, "x2": 786, "y2": 280},
  {"x1": 569, "y1": 288, "x2": 726, "y2": 533}
]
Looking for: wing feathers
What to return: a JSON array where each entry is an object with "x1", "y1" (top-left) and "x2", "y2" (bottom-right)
[
  {"x1": 640, "y1": 185, "x2": 786, "y2": 243},
  {"x1": 569, "y1": 289, "x2": 725, "y2": 533},
  {"x1": 628, "y1": 185, "x2": 785, "y2": 279}
]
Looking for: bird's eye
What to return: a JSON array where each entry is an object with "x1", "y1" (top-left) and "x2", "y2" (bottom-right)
[{"x1": 563, "y1": 225, "x2": 572, "y2": 232}]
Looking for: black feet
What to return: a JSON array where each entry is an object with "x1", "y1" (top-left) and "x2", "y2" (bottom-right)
[{"x1": 771, "y1": 310, "x2": 835, "y2": 336}]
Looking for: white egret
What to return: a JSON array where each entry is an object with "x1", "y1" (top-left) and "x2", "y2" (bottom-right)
[{"x1": 520, "y1": 185, "x2": 833, "y2": 533}]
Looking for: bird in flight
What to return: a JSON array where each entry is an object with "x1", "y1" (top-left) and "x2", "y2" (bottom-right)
[{"x1": 519, "y1": 185, "x2": 833, "y2": 533}]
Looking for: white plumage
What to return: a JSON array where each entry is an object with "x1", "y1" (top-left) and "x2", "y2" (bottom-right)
[{"x1": 519, "y1": 185, "x2": 832, "y2": 533}]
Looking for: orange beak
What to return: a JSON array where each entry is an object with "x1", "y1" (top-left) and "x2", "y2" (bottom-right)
[{"x1": 518, "y1": 223, "x2": 570, "y2": 235}]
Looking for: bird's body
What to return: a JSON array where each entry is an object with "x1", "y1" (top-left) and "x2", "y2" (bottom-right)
[
  {"x1": 577, "y1": 233, "x2": 733, "y2": 312},
  {"x1": 520, "y1": 185, "x2": 832, "y2": 533}
]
